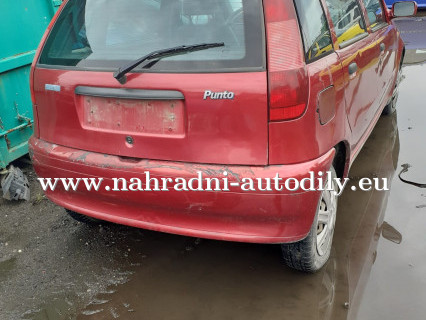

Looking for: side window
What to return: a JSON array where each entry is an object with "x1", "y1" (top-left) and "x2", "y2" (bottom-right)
[
  {"x1": 294, "y1": 0, "x2": 333, "y2": 62},
  {"x1": 325, "y1": 0, "x2": 367, "y2": 46},
  {"x1": 362, "y1": 0, "x2": 387, "y2": 29}
]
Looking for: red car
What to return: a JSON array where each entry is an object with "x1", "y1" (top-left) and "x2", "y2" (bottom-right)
[{"x1": 29, "y1": 0, "x2": 415, "y2": 272}]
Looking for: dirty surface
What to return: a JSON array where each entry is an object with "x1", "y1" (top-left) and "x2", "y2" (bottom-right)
[{"x1": 2, "y1": 18, "x2": 426, "y2": 320}]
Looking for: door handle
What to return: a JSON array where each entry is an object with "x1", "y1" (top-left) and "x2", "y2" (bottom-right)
[
  {"x1": 380, "y1": 43, "x2": 386, "y2": 52},
  {"x1": 348, "y1": 62, "x2": 358, "y2": 75}
]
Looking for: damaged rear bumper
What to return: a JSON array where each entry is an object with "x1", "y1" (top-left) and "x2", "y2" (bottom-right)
[{"x1": 29, "y1": 137, "x2": 335, "y2": 244}]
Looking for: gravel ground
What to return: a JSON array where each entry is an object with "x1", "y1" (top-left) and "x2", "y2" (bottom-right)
[{"x1": 0, "y1": 160, "x2": 142, "y2": 319}]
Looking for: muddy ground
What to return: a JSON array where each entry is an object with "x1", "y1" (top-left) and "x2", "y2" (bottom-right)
[{"x1": 1, "y1": 15, "x2": 426, "y2": 320}]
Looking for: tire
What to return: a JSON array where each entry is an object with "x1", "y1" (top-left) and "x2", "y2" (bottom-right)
[
  {"x1": 382, "y1": 86, "x2": 398, "y2": 116},
  {"x1": 281, "y1": 166, "x2": 338, "y2": 273},
  {"x1": 66, "y1": 209, "x2": 102, "y2": 225}
]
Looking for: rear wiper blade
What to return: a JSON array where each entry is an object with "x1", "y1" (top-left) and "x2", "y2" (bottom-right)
[{"x1": 113, "y1": 42, "x2": 225, "y2": 84}]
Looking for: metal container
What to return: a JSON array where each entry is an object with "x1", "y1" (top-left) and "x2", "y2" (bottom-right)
[{"x1": 0, "y1": 0, "x2": 61, "y2": 168}]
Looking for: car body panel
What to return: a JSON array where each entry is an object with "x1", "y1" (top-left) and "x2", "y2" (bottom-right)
[
  {"x1": 30, "y1": 137, "x2": 335, "y2": 244},
  {"x1": 268, "y1": 52, "x2": 349, "y2": 165},
  {"x1": 374, "y1": 25, "x2": 399, "y2": 106},
  {"x1": 336, "y1": 34, "x2": 381, "y2": 149},
  {"x1": 33, "y1": 68, "x2": 269, "y2": 166}
]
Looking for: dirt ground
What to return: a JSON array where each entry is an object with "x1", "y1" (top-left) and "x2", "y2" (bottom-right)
[{"x1": 1, "y1": 14, "x2": 426, "y2": 320}]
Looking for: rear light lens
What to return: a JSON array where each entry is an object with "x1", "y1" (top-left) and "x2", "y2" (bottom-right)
[
  {"x1": 269, "y1": 103, "x2": 306, "y2": 121},
  {"x1": 268, "y1": 69, "x2": 309, "y2": 121},
  {"x1": 264, "y1": 0, "x2": 308, "y2": 122}
]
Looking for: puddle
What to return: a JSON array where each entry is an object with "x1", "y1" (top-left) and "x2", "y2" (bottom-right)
[{"x1": 356, "y1": 46, "x2": 426, "y2": 319}]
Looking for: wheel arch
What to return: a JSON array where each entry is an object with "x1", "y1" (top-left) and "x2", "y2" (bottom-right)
[{"x1": 333, "y1": 141, "x2": 350, "y2": 179}]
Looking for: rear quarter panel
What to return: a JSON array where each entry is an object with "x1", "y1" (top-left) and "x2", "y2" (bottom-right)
[{"x1": 269, "y1": 53, "x2": 351, "y2": 166}]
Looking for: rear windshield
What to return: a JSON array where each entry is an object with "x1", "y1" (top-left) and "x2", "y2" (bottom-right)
[{"x1": 39, "y1": 0, "x2": 264, "y2": 72}]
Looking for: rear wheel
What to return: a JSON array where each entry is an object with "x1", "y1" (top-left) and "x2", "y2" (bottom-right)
[
  {"x1": 281, "y1": 166, "x2": 338, "y2": 273},
  {"x1": 66, "y1": 209, "x2": 101, "y2": 225}
]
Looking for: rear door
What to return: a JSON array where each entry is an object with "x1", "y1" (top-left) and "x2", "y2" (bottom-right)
[
  {"x1": 324, "y1": 0, "x2": 382, "y2": 147},
  {"x1": 362, "y1": 0, "x2": 399, "y2": 107},
  {"x1": 292, "y1": 0, "x2": 346, "y2": 146},
  {"x1": 33, "y1": 0, "x2": 268, "y2": 165}
]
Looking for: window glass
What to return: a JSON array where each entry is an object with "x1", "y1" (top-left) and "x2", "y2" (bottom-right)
[
  {"x1": 362, "y1": 0, "x2": 386, "y2": 28},
  {"x1": 294, "y1": 0, "x2": 333, "y2": 62},
  {"x1": 326, "y1": 0, "x2": 367, "y2": 46},
  {"x1": 39, "y1": 0, "x2": 264, "y2": 72}
]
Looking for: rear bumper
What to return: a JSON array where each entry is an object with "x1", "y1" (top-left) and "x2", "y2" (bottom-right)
[{"x1": 29, "y1": 137, "x2": 335, "y2": 244}]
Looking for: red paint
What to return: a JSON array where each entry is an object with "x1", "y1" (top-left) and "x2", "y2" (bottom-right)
[
  {"x1": 30, "y1": 0, "x2": 405, "y2": 243},
  {"x1": 30, "y1": 137, "x2": 335, "y2": 243},
  {"x1": 33, "y1": 69, "x2": 268, "y2": 165},
  {"x1": 30, "y1": 0, "x2": 67, "y2": 138},
  {"x1": 264, "y1": 0, "x2": 308, "y2": 121}
]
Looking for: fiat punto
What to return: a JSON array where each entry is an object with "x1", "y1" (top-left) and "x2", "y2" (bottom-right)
[{"x1": 30, "y1": 0, "x2": 416, "y2": 272}]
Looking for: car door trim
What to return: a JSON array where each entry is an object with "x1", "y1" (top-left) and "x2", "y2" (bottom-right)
[
  {"x1": 338, "y1": 32, "x2": 369, "y2": 49},
  {"x1": 370, "y1": 22, "x2": 388, "y2": 33},
  {"x1": 75, "y1": 86, "x2": 184, "y2": 100}
]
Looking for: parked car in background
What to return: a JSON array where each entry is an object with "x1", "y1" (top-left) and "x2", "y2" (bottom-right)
[
  {"x1": 30, "y1": 0, "x2": 416, "y2": 273},
  {"x1": 385, "y1": 0, "x2": 425, "y2": 8}
]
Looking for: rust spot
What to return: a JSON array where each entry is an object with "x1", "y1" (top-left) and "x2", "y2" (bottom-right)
[
  {"x1": 74, "y1": 152, "x2": 91, "y2": 163},
  {"x1": 7, "y1": 50, "x2": 33, "y2": 59},
  {"x1": 4, "y1": 136, "x2": 11, "y2": 149},
  {"x1": 118, "y1": 156, "x2": 140, "y2": 163}
]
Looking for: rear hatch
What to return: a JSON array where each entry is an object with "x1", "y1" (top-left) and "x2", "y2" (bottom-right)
[{"x1": 33, "y1": 0, "x2": 268, "y2": 165}]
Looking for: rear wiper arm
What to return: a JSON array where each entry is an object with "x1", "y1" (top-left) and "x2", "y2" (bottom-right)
[{"x1": 113, "y1": 42, "x2": 225, "y2": 84}]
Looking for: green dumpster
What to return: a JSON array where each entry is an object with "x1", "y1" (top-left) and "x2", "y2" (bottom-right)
[{"x1": 0, "y1": 0, "x2": 62, "y2": 169}]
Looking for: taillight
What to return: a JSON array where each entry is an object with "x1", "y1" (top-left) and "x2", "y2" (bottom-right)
[{"x1": 264, "y1": 0, "x2": 308, "y2": 122}]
